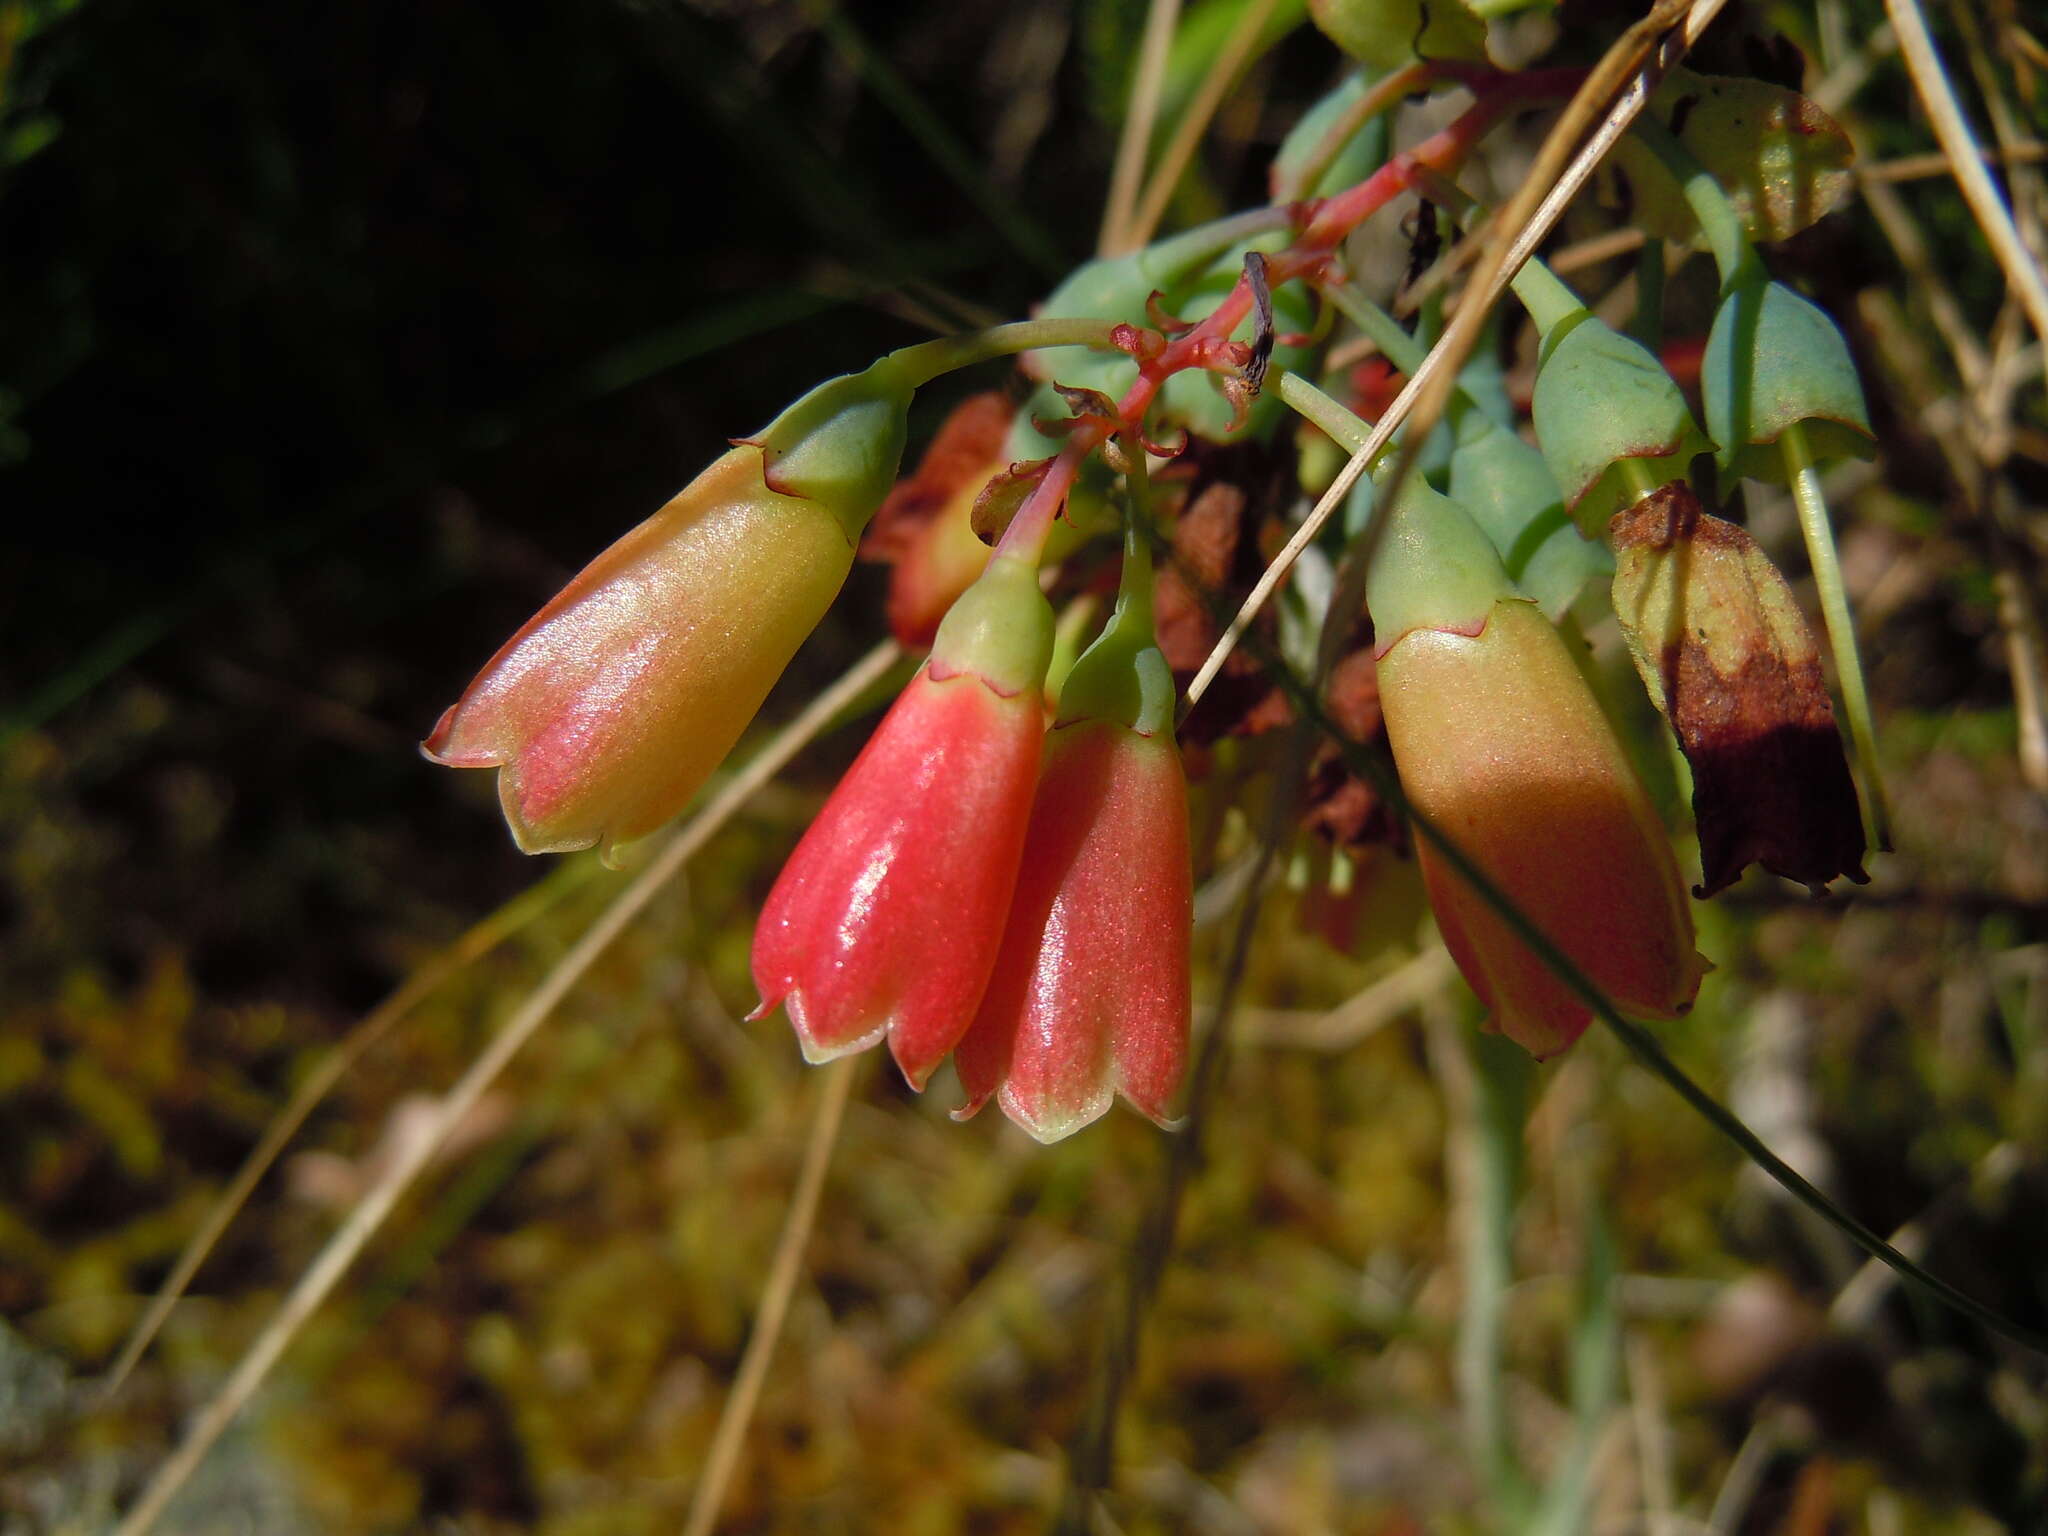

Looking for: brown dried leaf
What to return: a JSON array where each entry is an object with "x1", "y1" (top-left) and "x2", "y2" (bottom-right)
[
  {"x1": 1300, "y1": 638, "x2": 1404, "y2": 851},
  {"x1": 859, "y1": 392, "x2": 1012, "y2": 563},
  {"x1": 970, "y1": 457, "x2": 1054, "y2": 546},
  {"x1": 1153, "y1": 445, "x2": 1297, "y2": 745}
]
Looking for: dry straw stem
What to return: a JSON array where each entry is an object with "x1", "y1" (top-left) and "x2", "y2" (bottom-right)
[
  {"x1": 1811, "y1": 18, "x2": 1895, "y2": 114},
  {"x1": 1486, "y1": 138, "x2": 2048, "y2": 296},
  {"x1": 111, "y1": 638, "x2": 905, "y2": 1536},
  {"x1": 1097, "y1": 0, "x2": 1183, "y2": 257},
  {"x1": 1884, "y1": 0, "x2": 2048, "y2": 351},
  {"x1": 1709, "y1": 1141, "x2": 2025, "y2": 1532},
  {"x1": 680, "y1": 1056, "x2": 860, "y2": 1536},
  {"x1": 1862, "y1": 142, "x2": 2048, "y2": 186},
  {"x1": 1240, "y1": 943, "x2": 1460, "y2": 1049},
  {"x1": 1542, "y1": 141, "x2": 2048, "y2": 324},
  {"x1": 1122, "y1": 0, "x2": 1284, "y2": 255},
  {"x1": 1950, "y1": 2, "x2": 2048, "y2": 277},
  {"x1": 1854, "y1": 167, "x2": 2048, "y2": 794},
  {"x1": 96, "y1": 859, "x2": 594, "y2": 1402},
  {"x1": 1830, "y1": 1141, "x2": 2024, "y2": 1333},
  {"x1": 1708, "y1": 1416, "x2": 1782, "y2": 1534},
  {"x1": 1369, "y1": 0, "x2": 1720, "y2": 533},
  {"x1": 1993, "y1": 537, "x2": 2048, "y2": 793},
  {"x1": 1859, "y1": 170, "x2": 1993, "y2": 389},
  {"x1": 1186, "y1": 0, "x2": 1732, "y2": 709}
]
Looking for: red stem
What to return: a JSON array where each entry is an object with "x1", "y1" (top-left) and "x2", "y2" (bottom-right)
[
  {"x1": 993, "y1": 440, "x2": 1089, "y2": 564},
  {"x1": 1001, "y1": 66, "x2": 1589, "y2": 557}
]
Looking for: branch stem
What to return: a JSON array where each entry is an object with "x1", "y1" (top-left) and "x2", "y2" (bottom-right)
[
  {"x1": 681, "y1": 1058, "x2": 859, "y2": 1536},
  {"x1": 1782, "y1": 421, "x2": 1893, "y2": 850},
  {"x1": 890, "y1": 318, "x2": 1118, "y2": 387}
]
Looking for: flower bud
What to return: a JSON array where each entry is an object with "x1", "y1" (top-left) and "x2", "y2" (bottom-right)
[
  {"x1": 750, "y1": 552, "x2": 1054, "y2": 1089},
  {"x1": 952, "y1": 718, "x2": 1192, "y2": 1140},
  {"x1": 424, "y1": 366, "x2": 915, "y2": 862},
  {"x1": 745, "y1": 359, "x2": 917, "y2": 537}
]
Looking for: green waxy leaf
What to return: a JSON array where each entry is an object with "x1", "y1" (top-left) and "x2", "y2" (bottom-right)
[
  {"x1": 1602, "y1": 69, "x2": 1854, "y2": 247},
  {"x1": 1448, "y1": 403, "x2": 1612, "y2": 619},
  {"x1": 1703, "y1": 277, "x2": 1874, "y2": 482},
  {"x1": 1531, "y1": 314, "x2": 1712, "y2": 533},
  {"x1": 1307, "y1": 0, "x2": 1487, "y2": 70},
  {"x1": 749, "y1": 360, "x2": 916, "y2": 542},
  {"x1": 1271, "y1": 71, "x2": 1391, "y2": 200}
]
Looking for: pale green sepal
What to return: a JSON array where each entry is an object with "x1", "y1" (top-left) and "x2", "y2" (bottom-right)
[
  {"x1": 748, "y1": 357, "x2": 915, "y2": 543},
  {"x1": 1514, "y1": 257, "x2": 1585, "y2": 339},
  {"x1": 928, "y1": 551, "x2": 1055, "y2": 697},
  {"x1": 1055, "y1": 620, "x2": 1176, "y2": 737},
  {"x1": 1532, "y1": 315, "x2": 1713, "y2": 534},
  {"x1": 1055, "y1": 488, "x2": 1174, "y2": 736},
  {"x1": 1449, "y1": 402, "x2": 1613, "y2": 619},
  {"x1": 1365, "y1": 469, "x2": 1522, "y2": 650},
  {"x1": 1703, "y1": 276, "x2": 1875, "y2": 483}
]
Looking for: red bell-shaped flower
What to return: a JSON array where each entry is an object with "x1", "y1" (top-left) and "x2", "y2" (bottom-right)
[
  {"x1": 1369, "y1": 473, "x2": 1706, "y2": 1059},
  {"x1": 952, "y1": 720, "x2": 1191, "y2": 1139},
  {"x1": 750, "y1": 551, "x2": 1054, "y2": 1089},
  {"x1": 953, "y1": 509, "x2": 1192, "y2": 1140},
  {"x1": 424, "y1": 362, "x2": 915, "y2": 863}
]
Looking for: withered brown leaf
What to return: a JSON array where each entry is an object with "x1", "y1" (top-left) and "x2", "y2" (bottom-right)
[
  {"x1": 858, "y1": 392, "x2": 1012, "y2": 563},
  {"x1": 1300, "y1": 636, "x2": 1403, "y2": 851},
  {"x1": 1153, "y1": 444, "x2": 1294, "y2": 745},
  {"x1": 1610, "y1": 482, "x2": 1867, "y2": 896}
]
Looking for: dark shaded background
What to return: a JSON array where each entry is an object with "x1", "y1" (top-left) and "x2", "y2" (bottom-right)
[{"x1": 2, "y1": 0, "x2": 1142, "y2": 1011}]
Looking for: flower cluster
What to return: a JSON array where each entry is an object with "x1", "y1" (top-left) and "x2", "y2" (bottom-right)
[
  {"x1": 423, "y1": 57, "x2": 1886, "y2": 1136},
  {"x1": 422, "y1": 351, "x2": 1716, "y2": 1126},
  {"x1": 753, "y1": 488, "x2": 1193, "y2": 1140}
]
